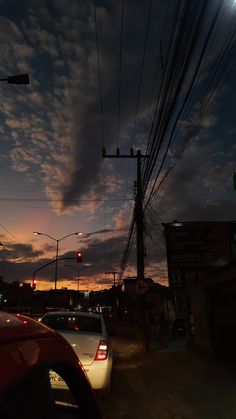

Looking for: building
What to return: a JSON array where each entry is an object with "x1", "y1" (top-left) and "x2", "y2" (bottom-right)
[
  {"x1": 164, "y1": 221, "x2": 236, "y2": 316},
  {"x1": 188, "y1": 262, "x2": 236, "y2": 358},
  {"x1": 122, "y1": 277, "x2": 175, "y2": 323},
  {"x1": 163, "y1": 221, "x2": 236, "y2": 357}
]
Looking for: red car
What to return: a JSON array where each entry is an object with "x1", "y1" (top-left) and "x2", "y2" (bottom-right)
[{"x1": 0, "y1": 311, "x2": 102, "y2": 419}]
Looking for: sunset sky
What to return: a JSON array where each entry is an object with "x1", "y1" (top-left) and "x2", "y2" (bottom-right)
[{"x1": 0, "y1": 0, "x2": 236, "y2": 291}]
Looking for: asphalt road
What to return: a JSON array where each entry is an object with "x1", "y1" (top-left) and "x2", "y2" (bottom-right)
[{"x1": 98, "y1": 321, "x2": 236, "y2": 419}]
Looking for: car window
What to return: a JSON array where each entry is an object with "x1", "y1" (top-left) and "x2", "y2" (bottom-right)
[
  {"x1": 49, "y1": 368, "x2": 84, "y2": 408},
  {"x1": 0, "y1": 365, "x2": 64, "y2": 419},
  {"x1": 0, "y1": 363, "x2": 102, "y2": 419},
  {"x1": 42, "y1": 315, "x2": 102, "y2": 333}
]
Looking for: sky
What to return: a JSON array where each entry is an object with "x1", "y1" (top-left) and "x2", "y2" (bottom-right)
[{"x1": 0, "y1": 0, "x2": 236, "y2": 291}]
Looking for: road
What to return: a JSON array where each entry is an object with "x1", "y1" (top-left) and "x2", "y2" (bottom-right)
[{"x1": 98, "y1": 320, "x2": 236, "y2": 419}]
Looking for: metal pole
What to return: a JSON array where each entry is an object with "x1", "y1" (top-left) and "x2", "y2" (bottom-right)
[
  {"x1": 135, "y1": 150, "x2": 145, "y2": 282},
  {"x1": 55, "y1": 240, "x2": 59, "y2": 290},
  {"x1": 77, "y1": 270, "x2": 80, "y2": 291},
  {"x1": 136, "y1": 151, "x2": 149, "y2": 352}
]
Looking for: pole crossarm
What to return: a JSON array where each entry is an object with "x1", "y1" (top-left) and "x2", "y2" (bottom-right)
[{"x1": 103, "y1": 147, "x2": 149, "y2": 159}]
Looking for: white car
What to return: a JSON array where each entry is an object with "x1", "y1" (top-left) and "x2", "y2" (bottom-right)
[{"x1": 40, "y1": 311, "x2": 113, "y2": 395}]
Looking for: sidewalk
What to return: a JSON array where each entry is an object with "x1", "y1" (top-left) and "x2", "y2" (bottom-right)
[{"x1": 104, "y1": 320, "x2": 236, "y2": 419}]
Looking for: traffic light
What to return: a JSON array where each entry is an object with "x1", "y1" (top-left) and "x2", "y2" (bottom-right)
[
  {"x1": 76, "y1": 251, "x2": 83, "y2": 263},
  {"x1": 32, "y1": 279, "x2": 37, "y2": 290}
]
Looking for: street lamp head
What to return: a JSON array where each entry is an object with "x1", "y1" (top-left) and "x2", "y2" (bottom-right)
[
  {"x1": 75, "y1": 232, "x2": 83, "y2": 236},
  {"x1": 33, "y1": 231, "x2": 41, "y2": 235},
  {"x1": 171, "y1": 221, "x2": 184, "y2": 227},
  {"x1": 7, "y1": 73, "x2": 30, "y2": 84}
]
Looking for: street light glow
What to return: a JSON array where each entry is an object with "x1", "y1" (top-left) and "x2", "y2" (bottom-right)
[{"x1": 171, "y1": 221, "x2": 184, "y2": 227}]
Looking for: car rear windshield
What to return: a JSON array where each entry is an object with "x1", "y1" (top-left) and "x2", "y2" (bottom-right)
[{"x1": 42, "y1": 314, "x2": 102, "y2": 333}]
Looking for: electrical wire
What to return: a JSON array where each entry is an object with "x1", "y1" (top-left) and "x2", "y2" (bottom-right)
[
  {"x1": 0, "y1": 223, "x2": 23, "y2": 244},
  {"x1": 119, "y1": 0, "x2": 236, "y2": 277}
]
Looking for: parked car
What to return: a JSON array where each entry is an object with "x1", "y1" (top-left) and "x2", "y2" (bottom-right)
[
  {"x1": 0, "y1": 311, "x2": 102, "y2": 419},
  {"x1": 40, "y1": 311, "x2": 113, "y2": 396}
]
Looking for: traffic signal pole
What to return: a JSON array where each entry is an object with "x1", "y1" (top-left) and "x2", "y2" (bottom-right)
[{"x1": 103, "y1": 148, "x2": 150, "y2": 351}]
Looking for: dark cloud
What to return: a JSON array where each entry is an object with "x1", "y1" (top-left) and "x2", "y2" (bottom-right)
[
  {"x1": 59, "y1": 0, "x2": 236, "y2": 212},
  {"x1": 96, "y1": 277, "x2": 113, "y2": 286},
  {"x1": 60, "y1": 0, "x2": 164, "y2": 208},
  {"x1": 82, "y1": 228, "x2": 114, "y2": 239},
  {"x1": 0, "y1": 243, "x2": 44, "y2": 261},
  {"x1": 0, "y1": 234, "x2": 127, "y2": 284}
]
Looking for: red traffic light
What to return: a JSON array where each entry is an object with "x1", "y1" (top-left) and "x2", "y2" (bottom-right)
[
  {"x1": 76, "y1": 251, "x2": 83, "y2": 263},
  {"x1": 32, "y1": 279, "x2": 37, "y2": 289}
]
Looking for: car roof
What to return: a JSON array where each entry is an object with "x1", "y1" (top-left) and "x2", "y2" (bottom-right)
[
  {"x1": 0, "y1": 311, "x2": 86, "y2": 391},
  {"x1": 42, "y1": 311, "x2": 101, "y2": 319},
  {"x1": 0, "y1": 311, "x2": 55, "y2": 345}
]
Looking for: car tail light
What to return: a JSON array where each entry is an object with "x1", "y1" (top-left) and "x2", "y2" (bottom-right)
[{"x1": 95, "y1": 340, "x2": 108, "y2": 361}]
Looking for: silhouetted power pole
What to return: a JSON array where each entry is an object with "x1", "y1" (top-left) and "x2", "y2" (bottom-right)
[
  {"x1": 103, "y1": 148, "x2": 148, "y2": 282},
  {"x1": 103, "y1": 148, "x2": 150, "y2": 350}
]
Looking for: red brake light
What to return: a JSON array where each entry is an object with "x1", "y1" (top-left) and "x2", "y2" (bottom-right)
[{"x1": 95, "y1": 340, "x2": 108, "y2": 361}]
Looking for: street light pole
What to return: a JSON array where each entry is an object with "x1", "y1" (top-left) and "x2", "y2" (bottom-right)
[
  {"x1": 55, "y1": 240, "x2": 59, "y2": 291},
  {"x1": 33, "y1": 231, "x2": 82, "y2": 290},
  {"x1": 105, "y1": 271, "x2": 118, "y2": 287},
  {"x1": 65, "y1": 264, "x2": 93, "y2": 291}
]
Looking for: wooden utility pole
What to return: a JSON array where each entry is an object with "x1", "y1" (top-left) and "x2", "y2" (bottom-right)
[{"x1": 103, "y1": 148, "x2": 150, "y2": 351}]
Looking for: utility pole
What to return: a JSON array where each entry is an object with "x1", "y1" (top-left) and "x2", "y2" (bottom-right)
[
  {"x1": 103, "y1": 148, "x2": 150, "y2": 351},
  {"x1": 105, "y1": 271, "x2": 118, "y2": 287},
  {"x1": 103, "y1": 149, "x2": 148, "y2": 280}
]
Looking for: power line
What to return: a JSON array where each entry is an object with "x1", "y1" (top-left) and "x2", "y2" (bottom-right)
[
  {"x1": 117, "y1": 0, "x2": 125, "y2": 147},
  {"x1": 0, "y1": 223, "x2": 23, "y2": 244},
  {"x1": 131, "y1": 0, "x2": 153, "y2": 147},
  {"x1": 119, "y1": 0, "x2": 236, "y2": 276},
  {"x1": 93, "y1": 0, "x2": 105, "y2": 147},
  {"x1": 0, "y1": 197, "x2": 132, "y2": 202},
  {"x1": 145, "y1": 1, "x2": 235, "y2": 207}
]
